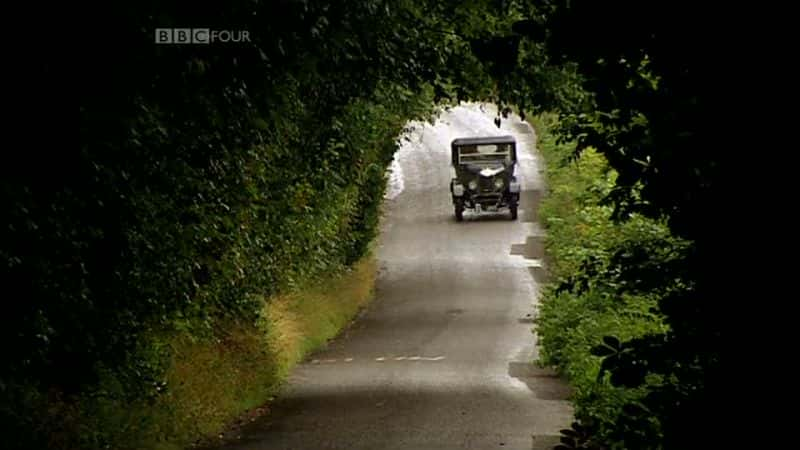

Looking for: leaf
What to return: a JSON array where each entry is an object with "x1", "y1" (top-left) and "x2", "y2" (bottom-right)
[
  {"x1": 610, "y1": 364, "x2": 647, "y2": 388},
  {"x1": 598, "y1": 356, "x2": 617, "y2": 381},
  {"x1": 602, "y1": 335, "x2": 620, "y2": 348},
  {"x1": 589, "y1": 344, "x2": 616, "y2": 357}
]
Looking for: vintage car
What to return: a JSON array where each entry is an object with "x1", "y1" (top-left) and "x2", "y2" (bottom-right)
[{"x1": 449, "y1": 135, "x2": 520, "y2": 221}]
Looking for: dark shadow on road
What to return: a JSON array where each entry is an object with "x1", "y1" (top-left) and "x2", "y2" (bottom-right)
[{"x1": 202, "y1": 385, "x2": 570, "y2": 450}]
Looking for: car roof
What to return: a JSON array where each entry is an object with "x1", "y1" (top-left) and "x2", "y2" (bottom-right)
[{"x1": 451, "y1": 135, "x2": 516, "y2": 146}]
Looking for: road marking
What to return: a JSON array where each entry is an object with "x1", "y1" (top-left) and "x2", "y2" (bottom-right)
[{"x1": 315, "y1": 356, "x2": 446, "y2": 364}]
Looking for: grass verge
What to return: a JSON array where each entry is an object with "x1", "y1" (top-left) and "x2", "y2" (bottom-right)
[{"x1": 65, "y1": 256, "x2": 377, "y2": 450}]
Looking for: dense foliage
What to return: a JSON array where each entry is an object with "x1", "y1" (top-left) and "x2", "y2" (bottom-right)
[
  {"x1": 500, "y1": 2, "x2": 734, "y2": 448},
  {"x1": 5, "y1": 1, "x2": 512, "y2": 447},
  {"x1": 532, "y1": 114, "x2": 691, "y2": 448}
]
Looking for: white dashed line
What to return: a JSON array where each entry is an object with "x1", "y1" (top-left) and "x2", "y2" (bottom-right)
[{"x1": 315, "y1": 356, "x2": 446, "y2": 364}]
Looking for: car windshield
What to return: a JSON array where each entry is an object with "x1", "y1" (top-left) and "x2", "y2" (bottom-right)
[{"x1": 457, "y1": 143, "x2": 511, "y2": 165}]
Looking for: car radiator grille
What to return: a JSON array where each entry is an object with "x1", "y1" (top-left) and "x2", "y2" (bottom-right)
[{"x1": 478, "y1": 176, "x2": 495, "y2": 192}]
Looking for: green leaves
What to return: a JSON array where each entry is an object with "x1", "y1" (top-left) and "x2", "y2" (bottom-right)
[
  {"x1": 590, "y1": 336, "x2": 620, "y2": 358},
  {"x1": 13, "y1": 1, "x2": 473, "y2": 443},
  {"x1": 469, "y1": 35, "x2": 522, "y2": 78},
  {"x1": 554, "y1": 421, "x2": 604, "y2": 450},
  {"x1": 533, "y1": 114, "x2": 680, "y2": 447},
  {"x1": 523, "y1": 4, "x2": 728, "y2": 445}
]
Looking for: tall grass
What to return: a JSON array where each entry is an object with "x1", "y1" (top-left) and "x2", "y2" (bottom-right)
[{"x1": 65, "y1": 257, "x2": 377, "y2": 450}]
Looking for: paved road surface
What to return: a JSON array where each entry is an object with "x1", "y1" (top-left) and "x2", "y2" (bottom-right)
[{"x1": 214, "y1": 104, "x2": 572, "y2": 450}]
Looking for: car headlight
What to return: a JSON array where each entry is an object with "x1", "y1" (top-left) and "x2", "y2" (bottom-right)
[
  {"x1": 494, "y1": 178, "x2": 504, "y2": 189},
  {"x1": 468, "y1": 180, "x2": 478, "y2": 190}
]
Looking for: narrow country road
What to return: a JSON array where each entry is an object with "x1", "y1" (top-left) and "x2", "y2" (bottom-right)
[{"x1": 215, "y1": 104, "x2": 572, "y2": 450}]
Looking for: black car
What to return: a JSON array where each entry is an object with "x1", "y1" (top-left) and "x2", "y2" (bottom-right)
[{"x1": 449, "y1": 135, "x2": 520, "y2": 221}]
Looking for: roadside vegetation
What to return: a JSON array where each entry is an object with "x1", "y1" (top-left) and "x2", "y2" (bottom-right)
[
  {"x1": 531, "y1": 114, "x2": 690, "y2": 447},
  {"x1": 507, "y1": 4, "x2": 731, "y2": 447},
  {"x1": 61, "y1": 257, "x2": 377, "y2": 450},
  {"x1": 11, "y1": 78, "x2": 435, "y2": 449}
]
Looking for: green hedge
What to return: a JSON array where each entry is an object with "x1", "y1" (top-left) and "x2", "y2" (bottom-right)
[
  {"x1": 532, "y1": 114, "x2": 690, "y2": 448},
  {"x1": 4, "y1": 2, "x2": 454, "y2": 445},
  {"x1": 5, "y1": 79, "x2": 436, "y2": 449}
]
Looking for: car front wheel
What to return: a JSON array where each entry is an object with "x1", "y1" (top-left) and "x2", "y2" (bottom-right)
[{"x1": 455, "y1": 201, "x2": 464, "y2": 222}]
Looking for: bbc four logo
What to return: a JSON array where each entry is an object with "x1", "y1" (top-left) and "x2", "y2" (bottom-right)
[{"x1": 155, "y1": 28, "x2": 250, "y2": 44}]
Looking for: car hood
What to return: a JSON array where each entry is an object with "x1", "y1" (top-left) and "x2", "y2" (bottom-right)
[
  {"x1": 464, "y1": 162, "x2": 510, "y2": 177},
  {"x1": 478, "y1": 166, "x2": 505, "y2": 177}
]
